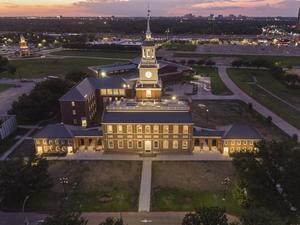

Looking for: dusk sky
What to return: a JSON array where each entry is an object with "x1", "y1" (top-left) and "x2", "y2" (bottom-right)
[{"x1": 0, "y1": 0, "x2": 299, "y2": 17}]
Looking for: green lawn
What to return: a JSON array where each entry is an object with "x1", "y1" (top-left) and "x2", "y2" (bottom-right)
[
  {"x1": 152, "y1": 188, "x2": 242, "y2": 215},
  {"x1": 51, "y1": 50, "x2": 139, "y2": 59},
  {"x1": 0, "y1": 84, "x2": 15, "y2": 92},
  {"x1": 173, "y1": 53, "x2": 300, "y2": 67},
  {"x1": 228, "y1": 68, "x2": 300, "y2": 129},
  {"x1": 195, "y1": 66, "x2": 232, "y2": 95},
  {"x1": 25, "y1": 161, "x2": 142, "y2": 212},
  {"x1": 3, "y1": 58, "x2": 125, "y2": 79},
  {"x1": 165, "y1": 43, "x2": 197, "y2": 51}
]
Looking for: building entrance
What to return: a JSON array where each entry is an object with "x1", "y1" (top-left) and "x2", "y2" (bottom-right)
[{"x1": 144, "y1": 140, "x2": 152, "y2": 153}]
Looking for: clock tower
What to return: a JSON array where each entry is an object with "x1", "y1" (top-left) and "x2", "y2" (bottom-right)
[{"x1": 136, "y1": 8, "x2": 162, "y2": 100}]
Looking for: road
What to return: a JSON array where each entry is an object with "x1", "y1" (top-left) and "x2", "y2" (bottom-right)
[
  {"x1": 218, "y1": 66, "x2": 300, "y2": 140},
  {"x1": 0, "y1": 79, "x2": 36, "y2": 115}
]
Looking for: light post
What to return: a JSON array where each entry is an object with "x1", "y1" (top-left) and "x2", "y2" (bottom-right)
[
  {"x1": 22, "y1": 195, "x2": 30, "y2": 225},
  {"x1": 221, "y1": 177, "x2": 231, "y2": 201},
  {"x1": 59, "y1": 177, "x2": 69, "y2": 199},
  {"x1": 206, "y1": 109, "x2": 209, "y2": 127}
]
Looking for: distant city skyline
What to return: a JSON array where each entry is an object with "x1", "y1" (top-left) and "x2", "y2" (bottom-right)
[{"x1": 0, "y1": 0, "x2": 299, "y2": 17}]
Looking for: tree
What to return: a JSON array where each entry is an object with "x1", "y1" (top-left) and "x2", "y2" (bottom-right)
[
  {"x1": 99, "y1": 217, "x2": 124, "y2": 225},
  {"x1": 42, "y1": 210, "x2": 87, "y2": 225},
  {"x1": 65, "y1": 70, "x2": 88, "y2": 83},
  {"x1": 9, "y1": 79, "x2": 72, "y2": 124},
  {"x1": 182, "y1": 213, "x2": 200, "y2": 225},
  {"x1": 250, "y1": 59, "x2": 271, "y2": 69},
  {"x1": 196, "y1": 207, "x2": 228, "y2": 225},
  {"x1": 231, "y1": 60, "x2": 243, "y2": 68},
  {"x1": 0, "y1": 55, "x2": 8, "y2": 70},
  {"x1": 232, "y1": 140, "x2": 300, "y2": 217},
  {"x1": 0, "y1": 157, "x2": 53, "y2": 207}
]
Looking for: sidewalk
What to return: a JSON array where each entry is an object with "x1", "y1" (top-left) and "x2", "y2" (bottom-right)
[{"x1": 138, "y1": 160, "x2": 152, "y2": 212}]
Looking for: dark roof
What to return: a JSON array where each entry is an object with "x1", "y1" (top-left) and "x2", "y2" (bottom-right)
[
  {"x1": 90, "y1": 63, "x2": 137, "y2": 73},
  {"x1": 102, "y1": 111, "x2": 193, "y2": 123},
  {"x1": 72, "y1": 129, "x2": 103, "y2": 137},
  {"x1": 193, "y1": 128, "x2": 224, "y2": 137},
  {"x1": 223, "y1": 124, "x2": 262, "y2": 139},
  {"x1": 34, "y1": 124, "x2": 74, "y2": 138},
  {"x1": 88, "y1": 76, "x2": 129, "y2": 89}
]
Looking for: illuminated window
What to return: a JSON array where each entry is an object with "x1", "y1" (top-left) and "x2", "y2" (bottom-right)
[
  {"x1": 117, "y1": 125, "x2": 123, "y2": 133},
  {"x1": 107, "y1": 89, "x2": 112, "y2": 95},
  {"x1": 173, "y1": 140, "x2": 178, "y2": 149},
  {"x1": 146, "y1": 90, "x2": 152, "y2": 98},
  {"x1": 137, "y1": 140, "x2": 143, "y2": 149},
  {"x1": 71, "y1": 101, "x2": 75, "y2": 107},
  {"x1": 137, "y1": 125, "x2": 143, "y2": 133},
  {"x1": 73, "y1": 119, "x2": 77, "y2": 124},
  {"x1": 145, "y1": 125, "x2": 151, "y2": 134},
  {"x1": 100, "y1": 89, "x2": 107, "y2": 95},
  {"x1": 173, "y1": 125, "x2": 179, "y2": 134},
  {"x1": 243, "y1": 140, "x2": 247, "y2": 145},
  {"x1": 231, "y1": 140, "x2": 235, "y2": 145},
  {"x1": 108, "y1": 140, "x2": 114, "y2": 149},
  {"x1": 163, "y1": 140, "x2": 169, "y2": 149},
  {"x1": 127, "y1": 125, "x2": 132, "y2": 133},
  {"x1": 128, "y1": 140, "x2": 133, "y2": 148},
  {"x1": 72, "y1": 110, "x2": 76, "y2": 115},
  {"x1": 224, "y1": 140, "x2": 228, "y2": 145},
  {"x1": 182, "y1": 140, "x2": 188, "y2": 149},
  {"x1": 237, "y1": 140, "x2": 241, "y2": 145},
  {"x1": 107, "y1": 125, "x2": 113, "y2": 133},
  {"x1": 250, "y1": 141, "x2": 254, "y2": 145},
  {"x1": 163, "y1": 125, "x2": 169, "y2": 134},
  {"x1": 119, "y1": 89, "x2": 125, "y2": 95},
  {"x1": 118, "y1": 140, "x2": 123, "y2": 149},
  {"x1": 153, "y1": 125, "x2": 159, "y2": 134},
  {"x1": 113, "y1": 89, "x2": 119, "y2": 95},
  {"x1": 183, "y1": 125, "x2": 189, "y2": 134}
]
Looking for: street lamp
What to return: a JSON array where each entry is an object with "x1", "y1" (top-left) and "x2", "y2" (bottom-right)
[
  {"x1": 59, "y1": 177, "x2": 69, "y2": 198},
  {"x1": 22, "y1": 195, "x2": 31, "y2": 225},
  {"x1": 206, "y1": 108, "x2": 209, "y2": 127},
  {"x1": 221, "y1": 177, "x2": 231, "y2": 201}
]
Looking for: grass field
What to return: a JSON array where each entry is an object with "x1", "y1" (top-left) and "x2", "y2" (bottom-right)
[
  {"x1": 2, "y1": 58, "x2": 125, "y2": 79},
  {"x1": 192, "y1": 100, "x2": 287, "y2": 141},
  {"x1": 173, "y1": 53, "x2": 300, "y2": 67},
  {"x1": 26, "y1": 161, "x2": 142, "y2": 212},
  {"x1": 195, "y1": 66, "x2": 232, "y2": 95},
  {"x1": 227, "y1": 69, "x2": 300, "y2": 129},
  {"x1": 0, "y1": 84, "x2": 15, "y2": 92},
  {"x1": 51, "y1": 49, "x2": 139, "y2": 59},
  {"x1": 151, "y1": 161, "x2": 242, "y2": 215},
  {"x1": 165, "y1": 43, "x2": 197, "y2": 51}
]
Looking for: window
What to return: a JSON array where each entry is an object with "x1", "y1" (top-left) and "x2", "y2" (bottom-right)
[
  {"x1": 107, "y1": 89, "x2": 112, "y2": 95},
  {"x1": 128, "y1": 140, "x2": 133, "y2": 148},
  {"x1": 145, "y1": 125, "x2": 151, "y2": 134},
  {"x1": 73, "y1": 119, "x2": 77, "y2": 124},
  {"x1": 182, "y1": 140, "x2": 188, "y2": 149},
  {"x1": 243, "y1": 140, "x2": 247, "y2": 145},
  {"x1": 173, "y1": 125, "x2": 179, "y2": 134},
  {"x1": 250, "y1": 141, "x2": 253, "y2": 145},
  {"x1": 113, "y1": 89, "x2": 119, "y2": 95},
  {"x1": 153, "y1": 125, "x2": 159, "y2": 134},
  {"x1": 71, "y1": 101, "x2": 75, "y2": 107},
  {"x1": 173, "y1": 140, "x2": 178, "y2": 149},
  {"x1": 224, "y1": 140, "x2": 228, "y2": 145},
  {"x1": 183, "y1": 125, "x2": 189, "y2": 134},
  {"x1": 117, "y1": 125, "x2": 123, "y2": 133},
  {"x1": 81, "y1": 118, "x2": 87, "y2": 127},
  {"x1": 43, "y1": 139, "x2": 47, "y2": 145},
  {"x1": 163, "y1": 125, "x2": 169, "y2": 134},
  {"x1": 72, "y1": 110, "x2": 76, "y2": 115},
  {"x1": 231, "y1": 140, "x2": 235, "y2": 145},
  {"x1": 100, "y1": 89, "x2": 107, "y2": 96},
  {"x1": 237, "y1": 140, "x2": 241, "y2": 145},
  {"x1": 212, "y1": 139, "x2": 217, "y2": 147},
  {"x1": 119, "y1": 89, "x2": 125, "y2": 95},
  {"x1": 107, "y1": 125, "x2": 113, "y2": 133},
  {"x1": 146, "y1": 89, "x2": 152, "y2": 98},
  {"x1": 154, "y1": 140, "x2": 159, "y2": 149},
  {"x1": 163, "y1": 140, "x2": 169, "y2": 149},
  {"x1": 118, "y1": 140, "x2": 123, "y2": 149},
  {"x1": 137, "y1": 140, "x2": 143, "y2": 149},
  {"x1": 127, "y1": 125, "x2": 132, "y2": 133},
  {"x1": 137, "y1": 125, "x2": 143, "y2": 133},
  {"x1": 108, "y1": 140, "x2": 114, "y2": 149}
]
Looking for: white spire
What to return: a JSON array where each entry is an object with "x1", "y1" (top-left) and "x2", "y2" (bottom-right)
[{"x1": 146, "y1": 5, "x2": 152, "y2": 40}]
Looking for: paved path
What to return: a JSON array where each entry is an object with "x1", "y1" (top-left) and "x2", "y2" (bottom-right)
[
  {"x1": 218, "y1": 66, "x2": 300, "y2": 139},
  {"x1": 45, "y1": 151, "x2": 231, "y2": 161},
  {"x1": 0, "y1": 79, "x2": 36, "y2": 115},
  {"x1": 0, "y1": 125, "x2": 39, "y2": 160},
  {"x1": 138, "y1": 160, "x2": 152, "y2": 212}
]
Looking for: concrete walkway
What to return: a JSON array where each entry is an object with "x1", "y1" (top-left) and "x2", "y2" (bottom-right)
[
  {"x1": 218, "y1": 66, "x2": 300, "y2": 140},
  {"x1": 138, "y1": 160, "x2": 152, "y2": 212}
]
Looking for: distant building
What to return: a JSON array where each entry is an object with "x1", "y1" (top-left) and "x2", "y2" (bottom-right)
[
  {"x1": 0, "y1": 115, "x2": 17, "y2": 140},
  {"x1": 19, "y1": 34, "x2": 30, "y2": 57}
]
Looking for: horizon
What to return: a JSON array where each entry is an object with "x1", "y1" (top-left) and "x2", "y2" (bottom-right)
[{"x1": 0, "y1": 0, "x2": 299, "y2": 17}]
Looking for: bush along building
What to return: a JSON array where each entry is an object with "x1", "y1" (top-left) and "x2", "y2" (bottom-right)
[{"x1": 34, "y1": 12, "x2": 262, "y2": 157}]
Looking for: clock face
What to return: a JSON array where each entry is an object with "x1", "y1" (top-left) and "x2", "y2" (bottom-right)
[{"x1": 145, "y1": 71, "x2": 152, "y2": 79}]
